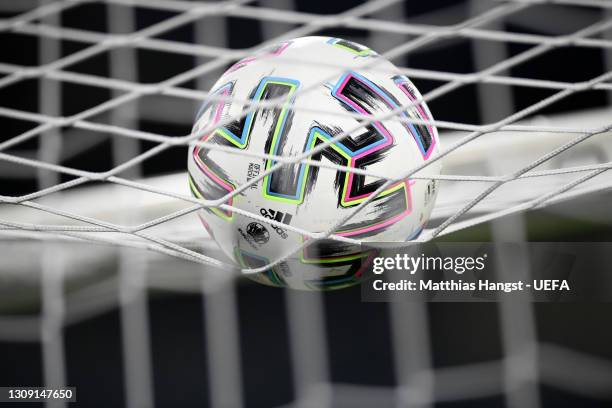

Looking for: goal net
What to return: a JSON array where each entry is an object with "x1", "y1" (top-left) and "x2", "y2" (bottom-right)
[{"x1": 0, "y1": 0, "x2": 611, "y2": 407}]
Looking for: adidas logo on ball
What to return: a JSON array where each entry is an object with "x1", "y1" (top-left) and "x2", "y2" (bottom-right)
[{"x1": 260, "y1": 208, "x2": 292, "y2": 239}]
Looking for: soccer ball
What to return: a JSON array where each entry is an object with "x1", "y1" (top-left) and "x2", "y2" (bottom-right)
[{"x1": 187, "y1": 36, "x2": 441, "y2": 290}]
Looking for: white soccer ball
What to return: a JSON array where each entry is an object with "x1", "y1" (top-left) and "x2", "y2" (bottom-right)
[{"x1": 187, "y1": 36, "x2": 441, "y2": 290}]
